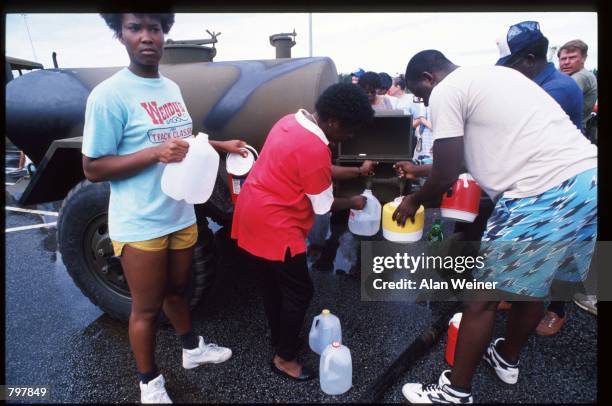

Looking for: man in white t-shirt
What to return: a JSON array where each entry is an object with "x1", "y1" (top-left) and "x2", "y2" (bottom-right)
[{"x1": 395, "y1": 50, "x2": 597, "y2": 404}]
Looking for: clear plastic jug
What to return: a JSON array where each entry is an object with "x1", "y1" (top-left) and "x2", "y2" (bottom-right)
[
  {"x1": 320, "y1": 341, "x2": 352, "y2": 395},
  {"x1": 348, "y1": 189, "x2": 381, "y2": 236},
  {"x1": 161, "y1": 133, "x2": 220, "y2": 204},
  {"x1": 309, "y1": 309, "x2": 342, "y2": 355}
]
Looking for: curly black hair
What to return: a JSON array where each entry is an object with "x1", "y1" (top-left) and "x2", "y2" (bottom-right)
[
  {"x1": 357, "y1": 71, "x2": 382, "y2": 90},
  {"x1": 100, "y1": 13, "x2": 175, "y2": 37},
  {"x1": 315, "y1": 83, "x2": 374, "y2": 130}
]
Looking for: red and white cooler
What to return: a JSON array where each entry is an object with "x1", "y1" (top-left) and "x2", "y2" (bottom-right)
[
  {"x1": 445, "y1": 312, "x2": 462, "y2": 366},
  {"x1": 226, "y1": 145, "x2": 258, "y2": 204},
  {"x1": 440, "y1": 173, "x2": 481, "y2": 223}
]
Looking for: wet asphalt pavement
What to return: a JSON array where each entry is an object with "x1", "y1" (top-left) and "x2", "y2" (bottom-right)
[{"x1": 4, "y1": 160, "x2": 597, "y2": 403}]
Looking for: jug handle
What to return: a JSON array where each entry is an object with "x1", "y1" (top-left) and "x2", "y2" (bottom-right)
[
  {"x1": 322, "y1": 348, "x2": 333, "y2": 375},
  {"x1": 311, "y1": 315, "x2": 320, "y2": 332}
]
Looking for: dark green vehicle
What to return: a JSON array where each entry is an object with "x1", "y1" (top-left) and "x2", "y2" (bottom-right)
[{"x1": 5, "y1": 34, "x2": 413, "y2": 321}]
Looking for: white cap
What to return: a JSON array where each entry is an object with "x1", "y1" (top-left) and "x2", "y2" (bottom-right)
[
  {"x1": 226, "y1": 148, "x2": 255, "y2": 176},
  {"x1": 496, "y1": 32, "x2": 512, "y2": 60}
]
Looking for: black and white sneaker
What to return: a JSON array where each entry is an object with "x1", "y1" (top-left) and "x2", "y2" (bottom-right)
[
  {"x1": 483, "y1": 337, "x2": 519, "y2": 384},
  {"x1": 402, "y1": 370, "x2": 473, "y2": 404}
]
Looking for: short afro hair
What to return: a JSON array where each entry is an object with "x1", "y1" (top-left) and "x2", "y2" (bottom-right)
[
  {"x1": 379, "y1": 72, "x2": 393, "y2": 90},
  {"x1": 405, "y1": 50, "x2": 454, "y2": 82},
  {"x1": 100, "y1": 13, "x2": 175, "y2": 38},
  {"x1": 358, "y1": 71, "x2": 382, "y2": 89},
  {"x1": 315, "y1": 83, "x2": 374, "y2": 131}
]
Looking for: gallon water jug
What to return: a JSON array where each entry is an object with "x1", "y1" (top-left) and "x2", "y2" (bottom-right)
[
  {"x1": 161, "y1": 133, "x2": 220, "y2": 204},
  {"x1": 309, "y1": 309, "x2": 342, "y2": 355},
  {"x1": 320, "y1": 341, "x2": 352, "y2": 395},
  {"x1": 348, "y1": 189, "x2": 382, "y2": 236},
  {"x1": 382, "y1": 197, "x2": 425, "y2": 242},
  {"x1": 440, "y1": 173, "x2": 481, "y2": 223}
]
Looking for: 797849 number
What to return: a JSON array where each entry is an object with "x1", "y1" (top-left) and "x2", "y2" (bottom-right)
[{"x1": 1, "y1": 386, "x2": 50, "y2": 400}]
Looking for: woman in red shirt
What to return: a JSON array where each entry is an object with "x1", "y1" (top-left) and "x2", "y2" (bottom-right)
[{"x1": 232, "y1": 83, "x2": 374, "y2": 380}]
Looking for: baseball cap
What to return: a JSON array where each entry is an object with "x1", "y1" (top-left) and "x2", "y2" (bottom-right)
[
  {"x1": 351, "y1": 68, "x2": 365, "y2": 77},
  {"x1": 496, "y1": 21, "x2": 544, "y2": 66}
]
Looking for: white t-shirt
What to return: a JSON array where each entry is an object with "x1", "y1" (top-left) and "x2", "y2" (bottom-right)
[
  {"x1": 393, "y1": 93, "x2": 417, "y2": 114},
  {"x1": 372, "y1": 94, "x2": 397, "y2": 111},
  {"x1": 429, "y1": 66, "x2": 597, "y2": 200}
]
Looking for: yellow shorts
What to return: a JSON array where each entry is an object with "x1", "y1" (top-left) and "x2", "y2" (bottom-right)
[{"x1": 111, "y1": 223, "x2": 198, "y2": 257}]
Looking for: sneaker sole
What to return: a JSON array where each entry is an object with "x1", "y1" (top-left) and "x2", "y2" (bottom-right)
[
  {"x1": 573, "y1": 300, "x2": 597, "y2": 316},
  {"x1": 483, "y1": 351, "x2": 518, "y2": 385},
  {"x1": 183, "y1": 353, "x2": 232, "y2": 369},
  {"x1": 401, "y1": 384, "x2": 426, "y2": 404}
]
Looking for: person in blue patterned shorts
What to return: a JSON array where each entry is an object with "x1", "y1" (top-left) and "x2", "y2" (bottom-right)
[
  {"x1": 394, "y1": 49, "x2": 597, "y2": 404},
  {"x1": 478, "y1": 169, "x2": 596, "y2": 297}
]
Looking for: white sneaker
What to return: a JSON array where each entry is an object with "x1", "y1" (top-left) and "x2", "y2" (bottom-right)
[
  {"x1": 483, "y1": 337, "x2": 519, "y2": 384},
  {"x1": 401, "y1": 370, "x2": 473, "y2": 404},
  {"x1": 438, "y1": 369, "x2": 451, "y2": 386},
  {"x1": 183, "y1": 336, "x2": 232, "y2": 369},
  {"x1": 139, "y1": 374, "x2": 172, "y2": 404}
]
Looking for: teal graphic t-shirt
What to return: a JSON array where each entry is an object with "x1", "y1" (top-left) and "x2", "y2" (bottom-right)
[{"x1": 82, "y1": 68, "x2": 196, "y2": 242}]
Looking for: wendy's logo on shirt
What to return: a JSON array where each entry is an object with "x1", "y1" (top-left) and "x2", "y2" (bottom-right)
[{"x1": 140, "y1": 101, "x2": 189, "y2": 125}]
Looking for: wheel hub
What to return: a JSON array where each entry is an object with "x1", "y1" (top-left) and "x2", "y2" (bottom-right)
[{"x1": 84, "y1": 214, "x2": 130, "y2": 297}]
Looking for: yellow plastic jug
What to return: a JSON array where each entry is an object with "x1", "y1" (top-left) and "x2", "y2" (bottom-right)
[{"x1": 382, "y1": 197, "x2": 425, "y2": 242}]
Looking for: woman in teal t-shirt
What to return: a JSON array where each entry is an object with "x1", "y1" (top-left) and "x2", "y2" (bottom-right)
[{"x1": 82, "y1": 13, "x2": 246, "y2": 403}]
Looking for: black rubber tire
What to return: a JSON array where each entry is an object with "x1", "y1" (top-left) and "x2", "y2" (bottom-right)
[{"x1": 57, "y1": 180, "x2": 217, "y2": 322}]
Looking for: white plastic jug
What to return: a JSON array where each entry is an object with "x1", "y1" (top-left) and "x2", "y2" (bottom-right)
[
  {"x1": 309, "y1": 309, "x2": 342, "y2": 355},
  {"x1": 348, "y1": 189, "x2": 381, "y2": 236},
  {"x1": 320, "y1": 341, "x2": 352, "y2": 395},
  {"x1": 161, "y1": 133, "x2": 219, "y2": 204}
]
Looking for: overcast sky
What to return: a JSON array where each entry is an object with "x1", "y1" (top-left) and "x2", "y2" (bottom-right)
[{"x1": 6, "y1": 12, "x2": 597, "y2": 75}]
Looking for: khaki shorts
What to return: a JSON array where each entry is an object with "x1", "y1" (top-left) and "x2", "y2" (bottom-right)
[{"x1": 111, "y1": 223, "x2": 198, "y2": 257}]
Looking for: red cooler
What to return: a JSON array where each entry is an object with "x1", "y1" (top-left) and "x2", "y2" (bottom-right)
[
  {"x1": 445, "y1": 313, "x2": 462, "y2": 366},
  {"x1": 440, "y1": 173, "x2": 481, "y2": 223}
]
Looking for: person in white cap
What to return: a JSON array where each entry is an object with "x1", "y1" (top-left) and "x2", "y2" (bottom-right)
[{"x1": 495, "y1": 21, "x2": 585, "y2": 336}]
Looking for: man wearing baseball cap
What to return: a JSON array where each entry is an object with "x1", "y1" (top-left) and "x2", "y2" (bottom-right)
[
  {"x1": 495, "y1": 21, "x2": 584, "y2": 336},
  {"x1": 497, "y1": 21, "x2": 583, "y2": 130},
  {"x1": 394, "y1": 22, "x2": 584, "y2": 294},
  {"x1": 350, "y1": 67, "x2": 365, "y2": 84}
]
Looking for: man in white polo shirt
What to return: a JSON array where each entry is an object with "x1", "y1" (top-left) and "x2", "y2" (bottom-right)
[{"x1": 395, "y1": 50, "x2": 597, "y2": 404}]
